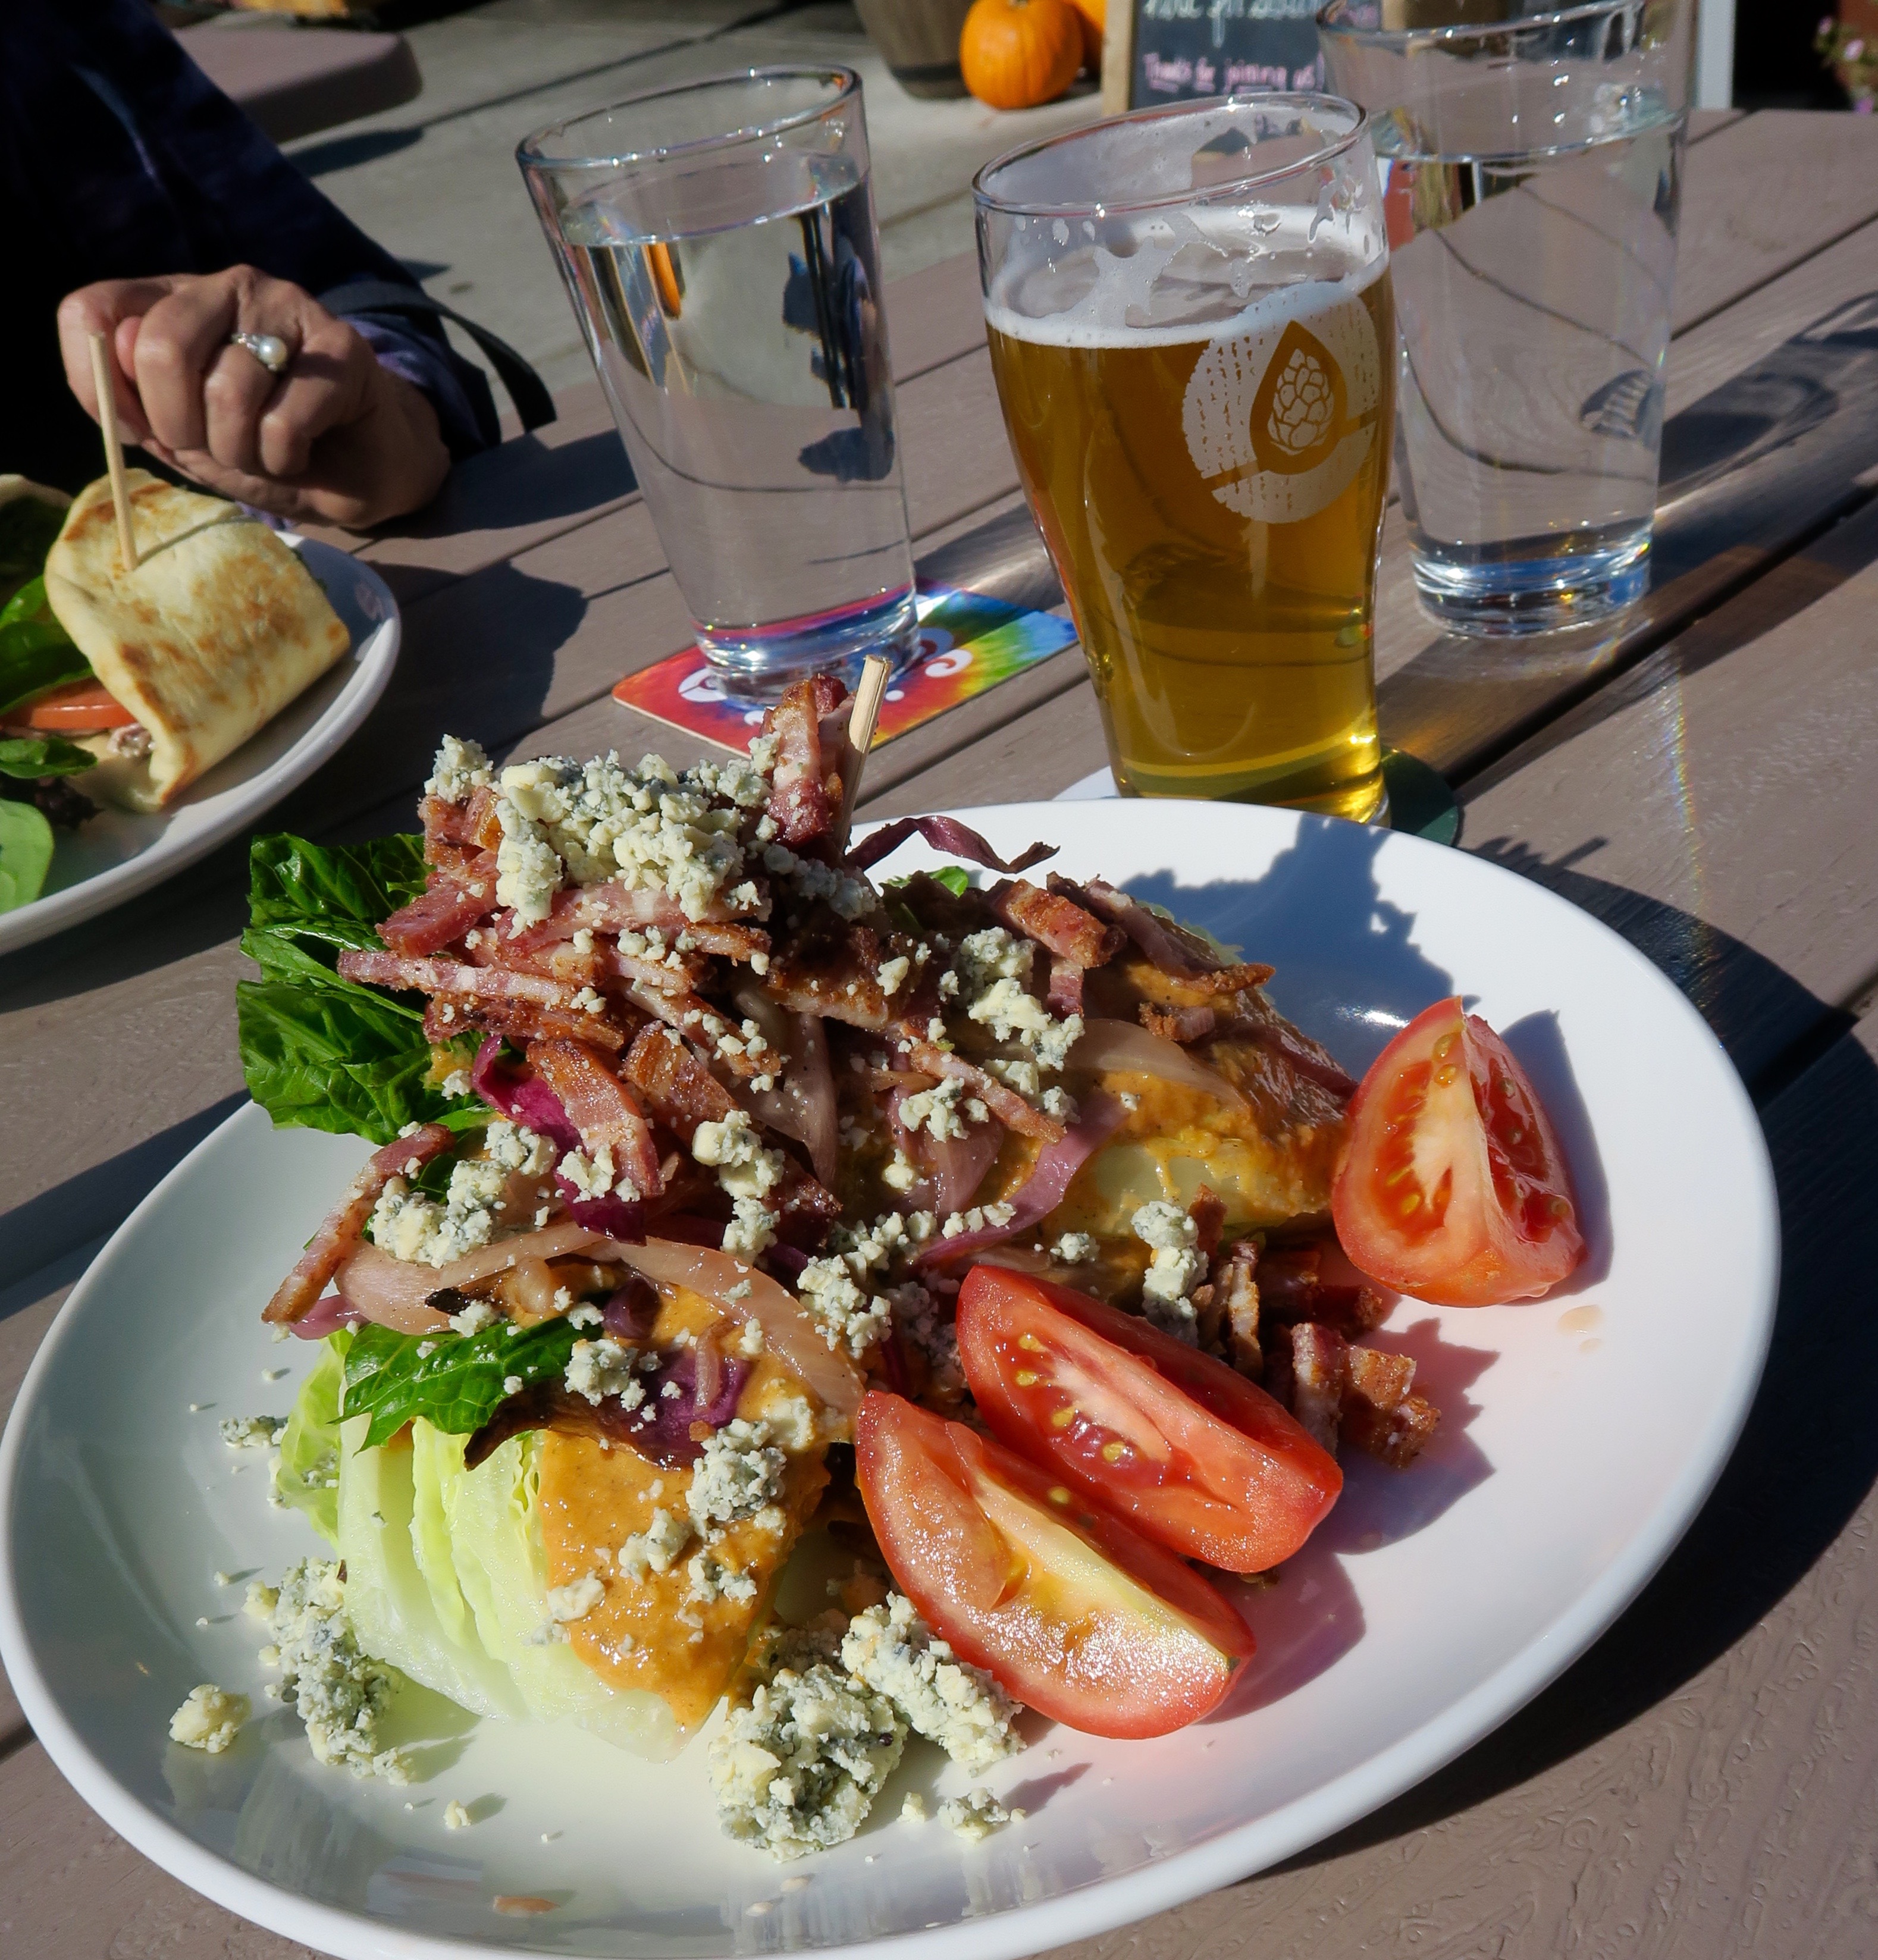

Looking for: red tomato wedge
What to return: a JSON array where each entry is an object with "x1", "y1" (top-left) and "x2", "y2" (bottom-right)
[
  {"x1": 14, "y1": 679, "x2": 133, "y2": 732},
  {"x1": 1333, "y1": 996, "x2": 1584, "y2": 1306},
  {"x1": 855, "y1": 1391, "x2": 1254, "y2": 1737},
  {"x1": 956, "y1": 1268, "x2": 1341, "y2": 1573}
]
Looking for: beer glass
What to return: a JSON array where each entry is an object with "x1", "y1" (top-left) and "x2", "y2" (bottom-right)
[
  {"x1": 519, "y1": 70, "x2": 917, "y2": 689},
  {"x1": 974, "y1": 95, "x2": 1394, "y2": 820},
  {"x1": 1319, "y1": 1, "x2": 1692, "y2": 635}
]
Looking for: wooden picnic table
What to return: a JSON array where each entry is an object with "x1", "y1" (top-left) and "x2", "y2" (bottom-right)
[{"x1": 5, "y1": 104, "x2": 1878, "y2": 1957}]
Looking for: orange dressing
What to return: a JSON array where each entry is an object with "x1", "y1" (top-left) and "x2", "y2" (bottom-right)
[{"x1": 535, "y1": 1283, "x2": 830, "y2": 1731}]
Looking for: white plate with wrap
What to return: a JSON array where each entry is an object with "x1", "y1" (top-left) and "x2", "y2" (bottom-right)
[
  {"x1": 0, "y1": 538, "x2": 399, "y2": 955},
  {"x1": 0, "y1": 800, "x2": 1777, "y2": 1960}
]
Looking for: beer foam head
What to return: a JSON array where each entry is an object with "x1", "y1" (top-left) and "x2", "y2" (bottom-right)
[
  {"x1": 978, "y1": 96, "x2": 1386, "y2": 350},
  {"x1": 984, "y1": 206, "x2": 1386, "y2": 352}
]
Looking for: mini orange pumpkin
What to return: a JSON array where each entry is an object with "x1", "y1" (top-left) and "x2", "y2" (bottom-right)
[
  {"x1": 960, "y1": 0, "x2": 1084, "y2": 111},
  {"x1": 1067, "y1": 0, "x2": 1105, "y2": 72}
]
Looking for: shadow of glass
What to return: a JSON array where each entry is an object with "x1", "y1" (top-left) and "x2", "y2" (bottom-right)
[
  {"x1": 1499, "y1": 1008, "x2": 1614, "y2": 1291},
  {"x1": 1121, "y1": 816, "x2": 1457, "y2": 1077},
  {"x1": 289, "y1": 126, "x2": 424, "y2": 178}
]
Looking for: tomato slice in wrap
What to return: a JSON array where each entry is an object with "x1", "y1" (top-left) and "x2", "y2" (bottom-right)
[
  {"x1": 855, "y1": 1390, "x2": 1255, "y2": 1738},
  {"x1": 956, "y1": 1268, "x2": 1342, "y2": 1573}
]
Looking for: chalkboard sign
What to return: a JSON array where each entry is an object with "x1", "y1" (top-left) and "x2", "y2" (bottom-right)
[{"x1": 1126, "y1": 0, "x2": 1375, "y2": 108}]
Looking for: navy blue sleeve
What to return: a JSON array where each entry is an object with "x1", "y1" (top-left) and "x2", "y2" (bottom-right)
[{"x1": 0, "y1": 0, "x2": 500, "y2": 488}]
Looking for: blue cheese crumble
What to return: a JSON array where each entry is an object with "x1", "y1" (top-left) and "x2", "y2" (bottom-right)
[
  {"x1": 220, "y1": 1415, "x2": 286, "y2": 1450},
  {"x1": 369, "y1": 1127, "x2": 555, "y2": 1268},
  {"x1": 425, "y1": 735, "x2": 493, "y2": 804},
  {"x1": 619, "y1": 1507, "x2": 693, "y2": 1578},
  {"x1": 565, "y1": 1337, "x2": 645, "y2": 1407},
  {"x1": 258, "y1": 1559, "x2": 408, "y2": 1780},
  {"x1": 938, "y1": 1788, "x2": 1017, "y2": 1842},
  {"x1": 1131, "y1": 1202, "x2": 1206, "y2": 1344},
  {"x1": 687, "y1": 1549, "x2": 759, "y2": 1605},
  {"x1": 693, "y1": 1110, "x2": 786, "y2": 1259},
  {"x1": 169, "y1": 1683, "x2": 249, "y2": 1754},
  {"x1": 795, "y1": 1210, "x2": 933, "y2": 1357},
  {"x1": 687, "y1": 1420, "x2": 786, "y2": 1535},
  {"x1": 841, "y1": 1593, "x2": 1021, "y2": 1773},
  {"x1": 491, "y1": 748, "x2": 773, "y2": 927},
  {"x1": 708, "y1": 1629, "x2": 907, "y2": 1860}
]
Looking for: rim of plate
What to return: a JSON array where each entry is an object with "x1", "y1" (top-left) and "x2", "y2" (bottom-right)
[
  {"x1": 0, "y1": 538, "x2": 400, "y2": 955},
  {"x1": 0, "y1": 801, "x2": 1780, "y2": 1960}
]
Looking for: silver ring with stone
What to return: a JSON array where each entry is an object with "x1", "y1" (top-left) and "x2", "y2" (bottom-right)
[{"x1": 228, "y1": 330, "x2": 291, "y2": 376}]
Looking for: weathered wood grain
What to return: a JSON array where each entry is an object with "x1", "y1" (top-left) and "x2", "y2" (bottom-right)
[{"x1": 1671, "y1": 109, "x2": 1878, "y2": 332}]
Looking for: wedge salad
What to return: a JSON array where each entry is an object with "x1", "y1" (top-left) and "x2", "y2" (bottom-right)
[{"x1": 199, "y1": 673, "x2": 1585, "y2": 1858}]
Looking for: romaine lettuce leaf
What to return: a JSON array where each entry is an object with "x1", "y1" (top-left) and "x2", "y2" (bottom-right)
[
  {"x1": 237, "y1": 830, "x2": 481, "y2": 1144},
  {"x1": 342, "y1": 1318, "x2": 580, "y2": 1449}
]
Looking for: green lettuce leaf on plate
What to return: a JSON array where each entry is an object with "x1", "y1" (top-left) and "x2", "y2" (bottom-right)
[
  {"x1": 0, "y1": 799, "x2": 54, "y2": 914},
  {"x1": 341, "y1": 1316, "x2": 579, "y2": 1450},
  {"x1": 237, "y1": 831, "x2": 483, "y2": 1144},
  {"x1": 0, "y1": 577, "x2": 90, "y2": 719},
  {"x1": 275, "y1": 1331, "x2": 352, "y2": 1545},
  {"x1": 0, "y1": 732, "x2": 96, "y2": 780}
]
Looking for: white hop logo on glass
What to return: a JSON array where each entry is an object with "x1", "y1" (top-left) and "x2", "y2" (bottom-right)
[{"x1": 1266, "y1": 346, "x2": 1336, "y2": 457}]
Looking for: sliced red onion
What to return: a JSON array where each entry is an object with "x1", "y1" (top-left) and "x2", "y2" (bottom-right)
[
  {"x1": 890, "y1": 1085, "x2": 1004, "y2": 1216},
  {"x1": 289, "y1": 1292, "x2": 365, "y2": 1341},
  {"x1": 733, "y1": 986, "x2": 838, "y2": 1186},
  {"x1": 914, "y1": 1093, "x2": 1125, "y2": 1267},
  {"x1": 601, "y1": 1273, "x2": 659, "y2": 1341},
  {"x1": 472, "y1": 1037, "x2": 583, "y2": 1153},
  {"x1": 1073, "y1": 879, "x2": 1217, "y2": 975},
  {"x1": 553, "y1": 1172, "x2": 644, "y2": 1241},
  {"x1": 846, "y1": 814, "x2": 1056, "y2": 876},
  {"x1": 1070, "y1": 1018, "x2": 1250, "y2": 1112},
  {"x1": 623, "y1": 1346, "x2": 755, "y2": 1466}
]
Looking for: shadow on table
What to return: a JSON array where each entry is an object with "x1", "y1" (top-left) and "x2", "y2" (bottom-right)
[{"x1": 1287, "y1": 863, "x2": 1876, "y2": 1870}]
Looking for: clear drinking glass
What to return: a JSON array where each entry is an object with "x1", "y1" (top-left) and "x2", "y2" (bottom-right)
[
  {"x1": 976, "y1": 95, "x2": 1395, "y2": 821},
  {"x1": 1319, "y1": 0, "x2": 1693, "y2": 635},
  {"x1": 519, "y1": 69, "x2": 917, "y2": 688}
]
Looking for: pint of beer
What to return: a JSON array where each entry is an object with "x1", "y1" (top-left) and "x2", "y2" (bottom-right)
[{"x1": 976, "y1": 98, "x2": 1394, "y2": 820}]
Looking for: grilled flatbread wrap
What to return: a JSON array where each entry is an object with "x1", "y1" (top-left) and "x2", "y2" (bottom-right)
[{"x1": 44, "y1": 471, "x2": 350, "y2": 811}]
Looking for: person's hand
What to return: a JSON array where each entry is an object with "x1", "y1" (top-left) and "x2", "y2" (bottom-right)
[{"x1": 57, "y1": 265, "x2": 452, "y2": 529}]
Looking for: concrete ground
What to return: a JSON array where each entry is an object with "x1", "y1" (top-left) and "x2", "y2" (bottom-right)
[{"x1": 195, "y1": 0, "x2": 1106, "y2": 405}]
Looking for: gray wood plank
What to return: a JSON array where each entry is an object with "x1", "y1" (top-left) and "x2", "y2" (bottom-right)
[
  {"x1": 1672, "y1": 109, "x2": 1878, "y2": 333},
  {"x1": 1447, "y1": 488, "x2": 1878, "y2": 1090},
  {"x1": 7, "y1": 1003, "x2": 1874, "y2": 1960},
  {"x1": 1376, "y1": 210, "x2": 1878, "y2": 783}
]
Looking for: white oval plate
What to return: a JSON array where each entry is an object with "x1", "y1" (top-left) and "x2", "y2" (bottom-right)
[
  {"x1": 0, "y1": 801, "x2": 1778, "y2": 1960},
  {"x1": 0, "y1": 538, "x2": 400, "y2": 954}
]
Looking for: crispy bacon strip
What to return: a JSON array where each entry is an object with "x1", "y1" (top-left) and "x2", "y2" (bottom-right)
[
  {"x1": 1287, "y1": 1322, "x2": 1348, "y2": 1455},
  {"x1": 896, "y1": 1033, "x2": 1063, "y2": 1142},
  {"x1": 766, "y1": 923, "x2": 893, "y2": 1031},
  {"x1": 419, "y1": 792, "x2": 471, "y2": 860},
  {"x1": 1046, "y1": 956, "x2": 1084, "y2": 1017},
  {"x1": 622, "y1": 1025, "x2": 738, "y2": 1145},
  {"x1": 1188, "y1": 1187, "x2": 1227, "y2": 1260},
  {"x1": 1142, "y1": 1002, "x2": 1219, "y2": 1044},
  {"x1": 624, "y1": 984, "x2": 766, "y2": 1078},
  {"x1": 505, "y1": 884, "x2": 770, "y2": 958},
  {"x1": 263, "y1": 1124, "x2": 453, "y2": 1324},
  {"x1": 338, "y1": 947, "x2": 569, "y2": 1004},
  {"x1": 379, "y1": 858, "x2": 500, "y2": 956},
  {"x1": 1053, "y1": 875, "x2": 1224, "y2": 977},
  {"x1": 988, "y1": 878, "x2": 1121, "y2": 966},
  {"x1": 528, "y1": 1040, "x2": 664, "y2": 1197},
  {"x1": 764, "y1": 674, "x2": 848, "y2": 845},
  {"x1": 424, "y1": 992, "x2": 627, "y2": 1052},
  {"x1": 468, "y1": 925, "x2": 701, "y2": 1002}
]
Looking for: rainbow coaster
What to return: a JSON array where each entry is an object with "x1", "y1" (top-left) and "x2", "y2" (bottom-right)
[{"x1": 611, "y1": 584, "x2": 1079, "y2": 755}]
